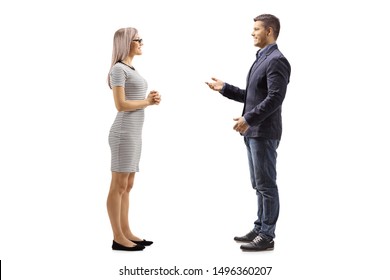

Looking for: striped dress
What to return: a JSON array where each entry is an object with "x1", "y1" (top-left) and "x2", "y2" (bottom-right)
[{"x1": 108, "y1": 62, "x2": 148, "y2": 172}]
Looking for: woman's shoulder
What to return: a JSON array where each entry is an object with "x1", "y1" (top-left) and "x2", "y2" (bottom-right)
[
  {"x1": 111, "y1": 62, "x2": 127, "y2": 71},
  {"x1": 110, "y1": 62, "x2": 132, "y2": 78}
]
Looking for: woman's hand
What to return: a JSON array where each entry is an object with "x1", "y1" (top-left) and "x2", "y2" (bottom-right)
[{"x1": 146, "y1": 90, "x2": 161, "y2": 105}]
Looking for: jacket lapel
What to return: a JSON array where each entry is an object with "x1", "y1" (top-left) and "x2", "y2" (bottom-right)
[
  {"x1": 243, "y1": 44, "x2": 278, "y2": 116},
  {"x1": 247, "y1": 44, "x2": 278, "y2": 82},
  {"x1": 248, "y1": 55, "x2": 267, "y2": 81}
]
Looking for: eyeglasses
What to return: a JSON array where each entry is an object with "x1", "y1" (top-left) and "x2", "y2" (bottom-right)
[{"x1": 133, "y1": 38, "x2": 143, "y2": 44}]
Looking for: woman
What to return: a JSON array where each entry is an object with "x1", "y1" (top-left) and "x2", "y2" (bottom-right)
[{"x1": 107, "y1": 27, "x2": 161, "y2": 251}]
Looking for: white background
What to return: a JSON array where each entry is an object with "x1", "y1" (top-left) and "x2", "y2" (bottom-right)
[{"x1": 1, "y1": 0, "x2": 390, "y2": 279}]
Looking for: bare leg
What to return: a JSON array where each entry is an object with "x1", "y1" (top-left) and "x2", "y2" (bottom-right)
[
  {"x1": 107, "y1": 172, "x2": 137, "y2": 247},
  {"x1": 121, "y1": 173, "x2": 142, "y2": 241}
]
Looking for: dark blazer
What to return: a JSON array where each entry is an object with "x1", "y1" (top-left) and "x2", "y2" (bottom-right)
[{"x1": 221, "y1": 44, "x2": 291, "y2": 140}]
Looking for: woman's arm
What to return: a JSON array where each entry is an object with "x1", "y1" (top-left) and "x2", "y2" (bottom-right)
[{"x1": 112, "y1": 86, "x2": 159, "y2": 112}]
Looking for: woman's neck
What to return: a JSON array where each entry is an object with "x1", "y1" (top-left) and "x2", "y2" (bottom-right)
[{"x1": 121, "y1": 56, "x2": 133, "y2": 67}]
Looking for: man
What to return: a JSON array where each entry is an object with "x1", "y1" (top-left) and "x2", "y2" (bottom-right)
[{"x1": 206, "y1": 14, "x2": 291, "y2": 251}]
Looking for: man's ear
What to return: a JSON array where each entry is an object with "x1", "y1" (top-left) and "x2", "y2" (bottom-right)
[{"x1": 267, "y1": 27, "x2": 273, "y2": 37}]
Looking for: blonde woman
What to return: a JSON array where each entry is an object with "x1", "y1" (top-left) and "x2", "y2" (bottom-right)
[{"x1": 107, "y1": 27, "x2": 160, "y2": 251}]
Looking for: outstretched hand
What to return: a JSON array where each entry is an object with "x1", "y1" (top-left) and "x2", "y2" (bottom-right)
[{"x1": 205, "y1": 77, "x2": 224, "y2": 92}]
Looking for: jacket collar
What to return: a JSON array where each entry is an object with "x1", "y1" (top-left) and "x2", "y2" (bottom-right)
[{"x1": 257, "y1": 43, "x2": 277, "y2": 59}]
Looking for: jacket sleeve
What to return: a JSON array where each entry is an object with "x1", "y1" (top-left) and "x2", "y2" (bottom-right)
[
  {"x1": 220, "y1": 83, "x2": 246, "y2": 103},
  {"x1": 244, "y1": 56, "x2": 290, "y2": 126}
]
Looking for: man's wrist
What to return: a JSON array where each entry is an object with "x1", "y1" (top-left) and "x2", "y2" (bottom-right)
[{"x1": 219, "y1": 83, "x2": 226, "y2": 93}]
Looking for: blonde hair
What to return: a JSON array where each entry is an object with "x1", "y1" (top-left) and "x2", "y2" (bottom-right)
[{"x1": 107, "y1": 27, "x2": 138, "y2": 88}]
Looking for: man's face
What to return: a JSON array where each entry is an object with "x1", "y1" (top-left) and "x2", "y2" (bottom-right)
[{"x1": 252, "y1": 21, "x2": 269, "y2": 48}]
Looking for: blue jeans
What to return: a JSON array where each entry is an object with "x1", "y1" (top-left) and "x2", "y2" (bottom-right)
[{"x1": 244, "y1": 137, "x2": 280, "y2": 240}]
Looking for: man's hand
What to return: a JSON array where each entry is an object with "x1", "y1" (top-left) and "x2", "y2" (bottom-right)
[
  {"x1": 233, "y1": 117, "x2": 249, "y2": 134},
  {"x1": 205, "y1": 77, "x2": 224, "y2": 92}
]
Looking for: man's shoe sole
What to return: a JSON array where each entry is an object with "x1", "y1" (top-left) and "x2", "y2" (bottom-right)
[
  {"x1": 234, "y1": 238, "x2": 255, "y2": 243},
  {"x1": 240, "y1": 246, "x2": 274, "y2": 251}
]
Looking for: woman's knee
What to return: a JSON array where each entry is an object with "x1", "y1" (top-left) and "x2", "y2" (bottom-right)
[
  {"x1": 126, "y1": 173, "x2": 135, "y2": 192},
  {"x1": 126, "y1": 182, "x2": 134, "y2": 192},
  {"x1": 110, "y1": 182, "x2": 127, "y2": 195},
  {"x1": 111, "y1": 173, "x2": 130, "y2": 194}
]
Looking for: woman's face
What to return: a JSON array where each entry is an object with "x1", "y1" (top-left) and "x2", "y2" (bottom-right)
[{"x1": 130, "y1": 35, "x2": 143, "y2": 56}]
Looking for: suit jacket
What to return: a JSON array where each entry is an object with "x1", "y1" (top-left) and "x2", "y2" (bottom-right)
[{"x1": 221, "y1": 44, "x2": 291, "y2": 139}]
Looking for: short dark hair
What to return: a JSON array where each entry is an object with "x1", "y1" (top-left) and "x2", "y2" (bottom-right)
[{"x1": 254, "y1": 14, "x2": 280, "y2": 39}]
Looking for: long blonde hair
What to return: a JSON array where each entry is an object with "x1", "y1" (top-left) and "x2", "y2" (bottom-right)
[{"x1": 107, "y1": 27, "x2": 138, "y2": 88}]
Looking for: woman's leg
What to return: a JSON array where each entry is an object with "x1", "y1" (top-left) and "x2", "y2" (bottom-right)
[
  {"x1": 107, "y1": 172, "x2": 137, "y2": 247},
  {"x1": 120, "y1": 173, "x2": 142, "y2": 241}
]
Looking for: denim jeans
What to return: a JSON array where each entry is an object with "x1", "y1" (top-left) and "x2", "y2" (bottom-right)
[{"x1": 244, "y1": 137, "x2": 280, "y2": 240}]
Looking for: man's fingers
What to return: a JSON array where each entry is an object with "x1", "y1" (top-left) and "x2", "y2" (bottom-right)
[{"x1": 205, "y1": 82, "x2": 214, "y2": 89}]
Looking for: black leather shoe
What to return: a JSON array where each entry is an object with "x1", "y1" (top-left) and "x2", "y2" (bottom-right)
[
  {"x1": 131, "y1": 239, "x2": 153, "y2": 246},
  {"x1": 112, "y1": 240, "x2": 145, "y2": 251},
  {"x1": 240, "y1": 236, "x2": 274, "y2": 251},
  {"x1": 234, "y1": 230, "x2": 258, "y2": 243}
]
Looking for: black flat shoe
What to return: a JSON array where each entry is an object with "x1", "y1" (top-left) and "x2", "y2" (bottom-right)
[
  {"x1": 131, "y1": 239, "x2": 153, "y2": 246},
  {"x1": 112, "y1": 240, "x2": 145, "y2": 251}
]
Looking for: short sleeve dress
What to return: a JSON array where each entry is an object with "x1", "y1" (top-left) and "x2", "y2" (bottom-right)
[{"x1": 108, "y1": 62, "x2": 148, "y2": 173}]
